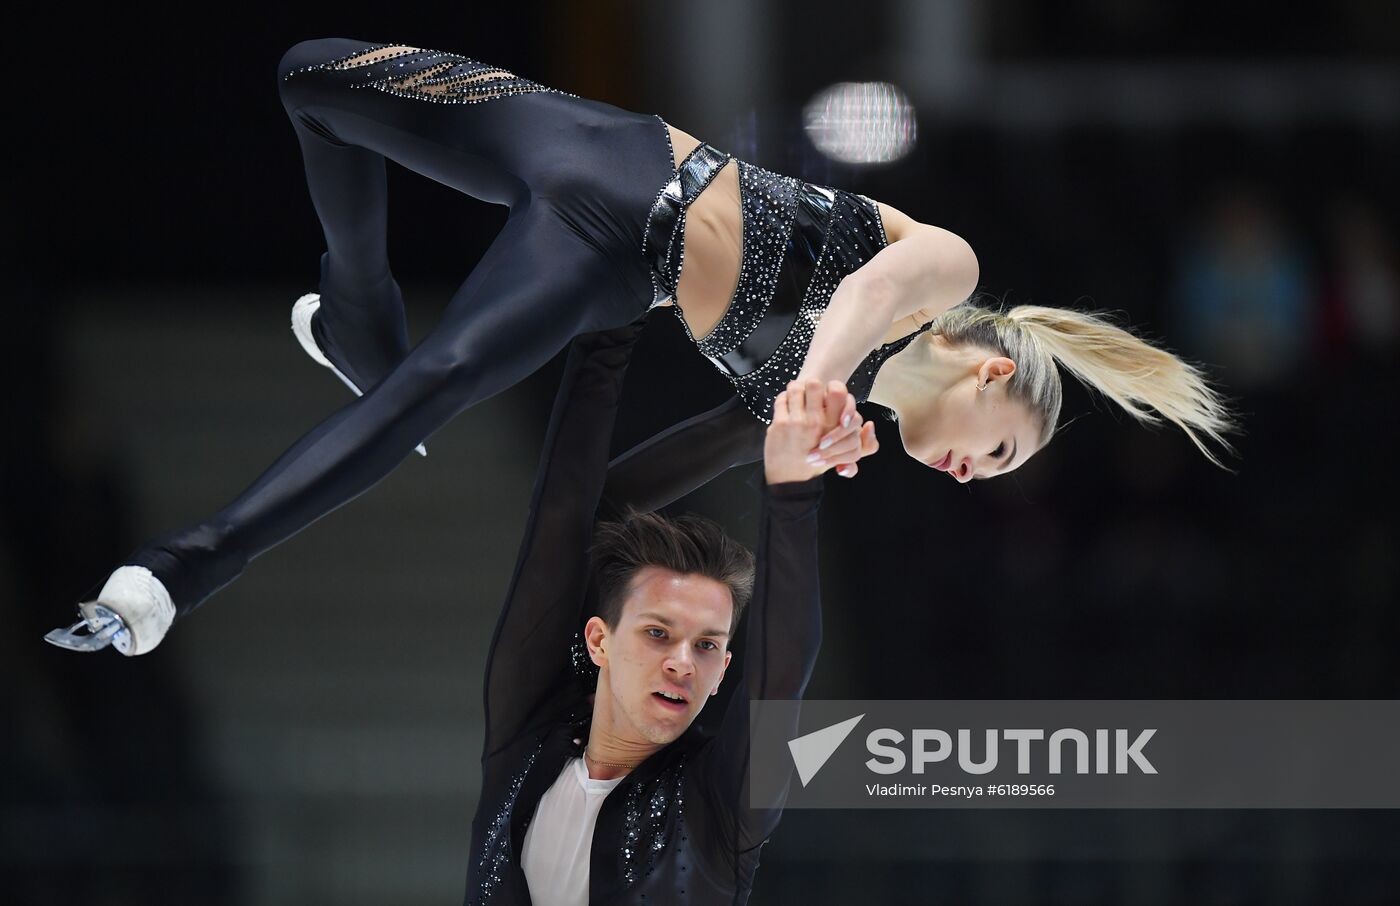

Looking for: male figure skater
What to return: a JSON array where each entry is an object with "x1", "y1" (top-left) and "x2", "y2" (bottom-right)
[{"x1": 471, "y1": 321, "x2": 860, "y2": 905}]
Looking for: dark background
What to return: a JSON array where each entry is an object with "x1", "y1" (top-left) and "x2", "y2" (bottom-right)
[{"x1": 5, "y1": 2, "x2": 1398, "y2": 904}]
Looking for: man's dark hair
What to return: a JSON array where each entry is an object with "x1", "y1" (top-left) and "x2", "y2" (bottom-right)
[{"x1": 590, "y1": 510, "x2": 755, "y2": 638}]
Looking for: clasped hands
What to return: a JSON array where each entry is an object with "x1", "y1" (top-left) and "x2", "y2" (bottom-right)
[{"x1": 764, "y1": 380, "x2": 880, "y2": 485}]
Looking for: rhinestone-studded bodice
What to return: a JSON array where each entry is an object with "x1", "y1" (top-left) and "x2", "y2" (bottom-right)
[
  {"x1": 282, "y1": 43, "x2": 582, "y2": 105},
  {"x1": 645, "y1": 145, "x2": 931, "y2": 423}
]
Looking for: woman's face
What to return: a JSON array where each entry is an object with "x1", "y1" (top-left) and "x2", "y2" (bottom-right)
[{"x1": 896, "y1": 356, "x2": 1042, "y2": 482}]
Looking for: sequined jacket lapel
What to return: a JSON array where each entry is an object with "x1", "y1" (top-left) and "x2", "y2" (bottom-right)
[{"x1": 467, "y1": 694, "x2": 724, "y2": 906}]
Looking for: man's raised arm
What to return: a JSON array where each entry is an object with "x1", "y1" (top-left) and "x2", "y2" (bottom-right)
[
  {"x1": 698, "y1": 380, "x2": 861, "y2": 853},
  {"x1": 480, "y1": 321, "x2": 645, "y2": 759}
]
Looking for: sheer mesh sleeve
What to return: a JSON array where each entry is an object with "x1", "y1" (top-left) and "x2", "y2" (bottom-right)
[
  {"x1": 480, "y1": 322, "x2": 643, "y2": 758},
  {"x1": 600, "y1": 395, "x2": 767, "y2": 518},
  {"x1": 696, "y1": 477, "x2": 824, "y2": 853}
]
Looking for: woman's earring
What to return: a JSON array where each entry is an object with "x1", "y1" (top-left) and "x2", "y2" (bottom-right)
[{"x1": 976, "y1": 381, "x2": 987, "y2": 392}]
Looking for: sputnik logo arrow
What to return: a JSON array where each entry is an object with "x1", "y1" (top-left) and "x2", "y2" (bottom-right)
[{"x1": 787, "y1": 714, "x2": 865, "y2": 787}]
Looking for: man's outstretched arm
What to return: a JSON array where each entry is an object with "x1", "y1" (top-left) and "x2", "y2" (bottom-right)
[
  {"x1": 700, "y1": 380, "x2": 867, "y2": 853},
  {"x1": 480, "y1": 321, "x2": 645, "y2": 759}
]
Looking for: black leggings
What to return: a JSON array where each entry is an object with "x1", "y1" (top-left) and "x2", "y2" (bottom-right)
[{"x1": 121, "y1": 39, "x2": 765, "y2": 616}]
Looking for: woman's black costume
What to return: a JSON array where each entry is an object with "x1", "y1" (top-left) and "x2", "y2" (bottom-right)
[{"x1": 117, "y1": 38, "x2": 927, "y2": 616}]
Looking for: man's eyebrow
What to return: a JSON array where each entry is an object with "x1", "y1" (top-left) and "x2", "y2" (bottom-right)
[{"x1": 636, "y1": 611, "x2": 730, "y2": 639}]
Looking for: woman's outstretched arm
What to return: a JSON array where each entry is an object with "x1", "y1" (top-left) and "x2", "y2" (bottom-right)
[{"x1": 797, "y1": 224, "x2": 980, "y2": 385}]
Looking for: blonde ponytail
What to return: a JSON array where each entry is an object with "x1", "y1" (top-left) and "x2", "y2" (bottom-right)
[{"x1": 929, "y1": 299, "x2": 1238, "y2": 468}]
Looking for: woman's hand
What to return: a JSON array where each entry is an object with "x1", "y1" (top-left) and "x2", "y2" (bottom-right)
[
  {"x1": 805, "y1": 380, "x2": 878, "y2": 478},
  {"x1": 764, "y1": 380, "x2": 876, "y2": 483}
]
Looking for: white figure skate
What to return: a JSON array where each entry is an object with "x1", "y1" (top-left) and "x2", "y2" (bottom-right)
[
  {"x1": 44, "y1": 566, "x2": 175, "y2": 655},
  {"x1": 291, "y1": 292, "x2": 427, "y2": 457}
]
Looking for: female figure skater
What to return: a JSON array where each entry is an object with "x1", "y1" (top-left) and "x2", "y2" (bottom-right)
[{"x1": 46, "y1": 39, "x2": 1234, "y2": 656}]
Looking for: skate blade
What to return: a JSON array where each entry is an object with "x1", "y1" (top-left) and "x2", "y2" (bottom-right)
[{"x1": 44, "y1": 604, "x2": 133, "y2": 654}]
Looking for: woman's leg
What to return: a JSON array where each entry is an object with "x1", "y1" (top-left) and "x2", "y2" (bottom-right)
[
  {"x1": 274, "y1": 37, "x2": 659, "y2": 392},
  {"x1": 287, "y1": 111, "x2": 408, "y2": 394},
  {"x1": 127, "y1": 201, "x2": 648, "y2": 620},
  {"x1": 63, "y1": 38, "x2": 669, "y2": 646},
  {"x1": 276, "y1": 39, "x2": 540, "y2": 393}
]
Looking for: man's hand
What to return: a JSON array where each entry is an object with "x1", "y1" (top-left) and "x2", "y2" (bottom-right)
[{"x1": 764, "y1": 380, "x2": 878, "y2": 484}]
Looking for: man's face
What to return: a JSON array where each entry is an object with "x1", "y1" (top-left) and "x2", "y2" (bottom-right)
[{"x1": 587, "y1": 566, "x2": 734, "y2": 745}]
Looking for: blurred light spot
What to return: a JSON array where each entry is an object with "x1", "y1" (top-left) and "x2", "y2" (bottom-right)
[{"x1": 803, "y1": 82, "x2": 917, "y2": 164}]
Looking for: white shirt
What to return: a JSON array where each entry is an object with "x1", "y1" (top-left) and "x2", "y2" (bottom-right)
[{"x1": 520, "y1": 756, "x2": 625, "y2": 906}]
